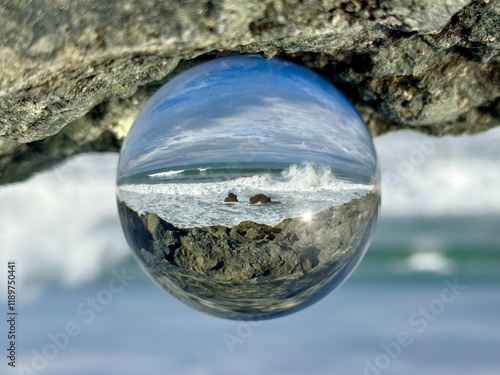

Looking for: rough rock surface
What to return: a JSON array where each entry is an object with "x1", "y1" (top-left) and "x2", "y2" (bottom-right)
[
  {"x1": 1, "y1": 1, "x2": 499, "y2": 184},
  {"x1": 224, "y1": 192, "x2": 239, "y2": 203},
  {"x1": 249, "y1": 193, "x2": 273, "y2": 204},
  {"x1": 117, "y1": 192, "x2": 379, "y2": 318}
]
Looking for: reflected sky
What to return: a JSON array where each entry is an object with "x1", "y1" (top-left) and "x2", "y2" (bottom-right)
[{"x1": 118, "y1": 55, "x2": 377, "y2": 181}]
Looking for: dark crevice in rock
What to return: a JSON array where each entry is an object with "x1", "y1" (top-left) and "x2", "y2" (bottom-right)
[
  {"x1": 0, "y1": 125, "x2": 122, "y2": 184},
  {"x1": 87, "y1": 102, "x2": 108, "y2": 122}
]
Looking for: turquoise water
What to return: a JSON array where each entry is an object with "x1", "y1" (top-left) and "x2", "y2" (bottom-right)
[
  {"x1": 119, "y1": 162, "x2": 370, "y2": 185},
  {"x1": 119, "y1": 162, "x2": 291, "y2": 185}
]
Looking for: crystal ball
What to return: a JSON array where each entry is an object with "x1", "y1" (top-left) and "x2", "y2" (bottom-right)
[{"x1": 117, "y1": 55, "x2": 380, "y2": 320}]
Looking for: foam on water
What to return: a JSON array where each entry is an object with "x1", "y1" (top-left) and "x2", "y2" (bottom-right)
[
  {"x1": 148, "y1": 170, "x2": 186, "y2": 178},
  {"x1": 118, "y1": 163, "x2": 372, "y2": 227}
]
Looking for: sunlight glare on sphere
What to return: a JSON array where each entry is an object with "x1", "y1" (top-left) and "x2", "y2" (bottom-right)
[
  {"x1": 301, "y1": 211, "x2": 313, "y2": 222},
  {"x1": 116, "y1": 55, "x2": 380, "y2": 320}
]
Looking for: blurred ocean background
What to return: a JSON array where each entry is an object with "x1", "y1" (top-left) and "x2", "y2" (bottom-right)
[{"x1": 1, "y1": 128, "x2": 500, "y2": 375}]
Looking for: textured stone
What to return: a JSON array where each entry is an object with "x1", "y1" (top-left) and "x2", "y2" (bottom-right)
[
  {"x1": 0, "y1": 0, "x2": 499, "y2": 184},
  {"x1": 249, "y1": 193, "x2": 273, "y2": 204},
  {"x1": 118, "y1": 192, "x2": 379, "y2": 281},
  {"x1": 224, "y1": 193, "x2": 239, "y2": 203},
  {"x1": 117, "y1": 191, "x2": 379, "y2": 319}
]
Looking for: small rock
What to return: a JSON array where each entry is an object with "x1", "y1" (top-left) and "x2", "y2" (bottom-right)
[
  {"x1": 301, "y1": 258, "x2": 314, "y2": 272},
  {"x1": 224, "y1": 192, "x2": 238, "y2": 203},
  {"x1": 249, "y1": 193, "x2": 272, "y2": 204}
]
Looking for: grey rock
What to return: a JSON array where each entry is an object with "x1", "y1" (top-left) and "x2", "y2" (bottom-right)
[{"x1": 1, "y1": 0, "x2": 499, "y2": 184}]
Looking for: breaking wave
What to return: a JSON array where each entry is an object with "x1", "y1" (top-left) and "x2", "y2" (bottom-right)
[
  {"x1": 148, "y1": 169, "x2": 186, "y2": 178},
  {"x1": 124, "y1": 163, "x2": 370, "y2": 197},
  {"x1": 118, "y1": 163, "x2": 372, "y2": 227}
]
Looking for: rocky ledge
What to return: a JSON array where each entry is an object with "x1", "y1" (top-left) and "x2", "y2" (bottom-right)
[
  {"x1": 119, "y1": 192, "x2": 379, "y2": 281},
  {"x1": 117, "y1": 192, "x2": 379, "y2": 318},
  {"x1": 0, "y1": 1, "x2": 498, "y2": 185}
]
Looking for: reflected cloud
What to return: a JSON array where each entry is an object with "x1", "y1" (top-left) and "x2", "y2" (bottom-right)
[{"x1": 119, "y1": 56, "x2": 377, "y2": 181}]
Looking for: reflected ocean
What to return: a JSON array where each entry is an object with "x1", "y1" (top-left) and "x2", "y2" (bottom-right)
[{"x1": 117, "y1": 162, "x2": 372, "y2": 227}]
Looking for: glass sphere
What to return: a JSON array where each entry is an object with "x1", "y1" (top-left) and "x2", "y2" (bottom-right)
[{"x1": 117, "y1": 55, "x2": 380, "y2": 320}]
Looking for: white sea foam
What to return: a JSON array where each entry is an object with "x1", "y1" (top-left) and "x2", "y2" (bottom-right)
[
  {"x1": 118, "y1": 163, "x2": 372, "y2": 227},
  {"x1": 375, "y1": 127, "x2": 500, "y2": 216},
  {"x1": 0, "y1": 153, "x2": 129, "y2": 291},
  {"x1": 405, "y1": 252, "x2": 455, "y2": 274},
  {"x1": 148, "y1": 170, "x2": 185, "y2": 178}
]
